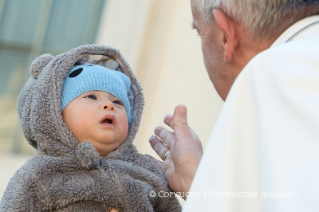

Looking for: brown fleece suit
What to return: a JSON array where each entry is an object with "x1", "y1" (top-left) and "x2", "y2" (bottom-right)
[{"x1": 0, "y1": 45, "x2": 181, "y2": 212}]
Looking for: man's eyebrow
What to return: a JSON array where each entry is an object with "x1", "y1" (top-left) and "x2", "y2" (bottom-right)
[{"x1": 191, "y1": 22, "x2": 197, "y2": 30}]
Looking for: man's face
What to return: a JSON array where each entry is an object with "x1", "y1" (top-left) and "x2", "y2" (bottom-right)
[
  {"x1": 191, "y1": 0, "x2": 232, "y2": 99},
  {"x1": 62, "y1": 91, "x2": 129, "y2": 158}
]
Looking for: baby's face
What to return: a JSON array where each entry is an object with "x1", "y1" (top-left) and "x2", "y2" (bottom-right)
[{"x1": 62, "y1": 91, "x2": 129, "y2": 158}]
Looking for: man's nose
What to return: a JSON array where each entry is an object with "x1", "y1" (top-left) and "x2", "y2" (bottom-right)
[{"x1": 102, "y1": 101, "x2": 114, "y2": 111}]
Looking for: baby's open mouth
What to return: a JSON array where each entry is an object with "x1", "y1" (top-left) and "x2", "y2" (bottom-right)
[
  {"x1": 100, "y1": 114, "x2": 115, "y2": 125},
  {"x1": 102, "y1": 118, "x2": 112, "y2": 124}
]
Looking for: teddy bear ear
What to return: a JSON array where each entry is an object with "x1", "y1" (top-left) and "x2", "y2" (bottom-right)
[
  {"x1": 30, "y1": 54, "x2": 55, "y2": 79},
  {"x1": 104, "y1": 59, "x2": 119, "y2": 70}
]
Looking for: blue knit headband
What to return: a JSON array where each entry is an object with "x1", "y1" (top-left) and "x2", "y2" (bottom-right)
[{"x1": 61, "y1": 64, "x2": 131, "y2": 123}]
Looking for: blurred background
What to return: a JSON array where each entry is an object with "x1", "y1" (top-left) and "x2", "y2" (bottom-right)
[{"x1": 0, "y1": 0, "x2": 223, "y2": 202}]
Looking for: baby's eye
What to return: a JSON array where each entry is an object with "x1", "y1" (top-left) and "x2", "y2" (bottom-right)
[
  {"x1": 113, "y1": 100, "x2": 123, "y2": 105},
  {"x1": 86, "y1": 95, "x2": 97, "y2": 100}
]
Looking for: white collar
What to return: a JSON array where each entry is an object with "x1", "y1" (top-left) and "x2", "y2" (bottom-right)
[{"x1": 271, "y1": 15, "x2": 319, "y2": 48}]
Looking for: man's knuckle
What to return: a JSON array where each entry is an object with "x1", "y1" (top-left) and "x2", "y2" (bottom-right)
[{"x1": 175, "y1": 120, "x2": 188, "y2": 125}]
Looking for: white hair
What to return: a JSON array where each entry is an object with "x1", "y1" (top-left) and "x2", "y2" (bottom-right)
[{"x1": 193, "y1": 0, "x2": 319, "y2": 39}]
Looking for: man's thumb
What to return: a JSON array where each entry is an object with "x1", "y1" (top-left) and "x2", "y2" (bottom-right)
[{"x1": 173, "y1": 105, "x2": 188, "y2": 127}]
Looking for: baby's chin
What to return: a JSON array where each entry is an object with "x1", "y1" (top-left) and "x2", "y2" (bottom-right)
[
  {"x1": 97, "y1": 147, "x2": 119, "y2": 159},
  {"x1": 93, "y1": 139, "x2": 125, "y2": 157}
]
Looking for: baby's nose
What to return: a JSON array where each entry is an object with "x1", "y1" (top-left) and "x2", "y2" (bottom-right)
[{"x1": 102, "y1": 101, "x2": 114, "y2": 111}]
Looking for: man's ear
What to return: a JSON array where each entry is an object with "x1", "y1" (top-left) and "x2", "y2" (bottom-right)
[{"x1": 213, "y1": 9, "x2": 237, "y2": 63}]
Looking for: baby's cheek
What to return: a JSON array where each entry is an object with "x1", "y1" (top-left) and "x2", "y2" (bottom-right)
[
  {"x1": 122, "y1": 121, "x2": 129, "y2": 136},
  {"x1": 119, "y1": 118, "x2": 129, "y2": 141}
]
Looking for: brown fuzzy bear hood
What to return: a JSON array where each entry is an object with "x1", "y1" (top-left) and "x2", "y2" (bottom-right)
[{"x1": 18, "y1": 44, "x2": 144, "y2": 168}]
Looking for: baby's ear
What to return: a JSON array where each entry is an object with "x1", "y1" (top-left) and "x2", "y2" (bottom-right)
[{"x1": 30, "y1": 54, "x2": 55, "y2": 79}]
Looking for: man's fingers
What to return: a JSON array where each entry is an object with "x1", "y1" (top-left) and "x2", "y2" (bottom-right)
[
  {"x1": 164, "y1": 114, "x2": 173, "y2": 129},
  {"x1": 149, "y1": 135, "x2": 170, "y2": 160},
  {"x1": 164, "y1": 105, "x2": 188, "y2": 131},
  {"x1": 172, "y1": 105, "x2": 192, "y2": 138},
  {"x1": 154, "y1": 126, "x2": 174, "y2": 148},
  {"x1": 173, "y1": 105, "x2": 188, "y2": 126}
]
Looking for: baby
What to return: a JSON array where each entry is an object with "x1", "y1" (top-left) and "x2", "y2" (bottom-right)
[
  {"x1": 61, "y1": 64, "x2": 131, "y2": 159},
  {"x1": 0, "y1": 45, "x2": 181, "y2": 212}
]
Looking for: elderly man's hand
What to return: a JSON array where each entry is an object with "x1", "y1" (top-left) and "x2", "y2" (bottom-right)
[{"x1": 147, "y1": 105, "x2": 203, "y2": 199}]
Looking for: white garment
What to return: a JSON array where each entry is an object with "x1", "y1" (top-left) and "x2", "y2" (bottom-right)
[{"x1": 184, "y1": 16, "x2": 319, "y2": 212}]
